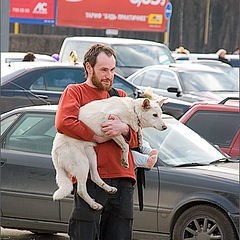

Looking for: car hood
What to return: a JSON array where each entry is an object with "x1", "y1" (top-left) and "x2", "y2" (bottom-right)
[
  {"x1": 193, "y1": 91, "x2": 239, "y2": 102},
  {"x1": 186, "y1": 162, "x2": 239, "y2": 182}
]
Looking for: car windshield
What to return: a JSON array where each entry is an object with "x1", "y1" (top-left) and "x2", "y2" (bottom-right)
[
  {"x1": 112, "y1": 44, "x2": 174, "y2": 67},
  {"x1": 179, "y1": 70, "x2": 239, "y2": 92},
  {"x1": 61, "y1": 41, "x2": 174, "y2": 67},
  {"x1": 142, "y1": 116, "x2": 225, "y2": 167}
]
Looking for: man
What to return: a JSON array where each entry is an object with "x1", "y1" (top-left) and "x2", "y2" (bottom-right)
[{"x1": 55, "y1": 44, "x2": 138, "y2": 240}]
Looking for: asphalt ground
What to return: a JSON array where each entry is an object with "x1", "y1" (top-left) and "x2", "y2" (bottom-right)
[{"x1": 1, "y1": 228, "x2": 69, "y2": 240}]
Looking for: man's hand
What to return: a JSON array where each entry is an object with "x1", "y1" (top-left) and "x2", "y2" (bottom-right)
[
  {"x1": 101, "y1": 115, "x2": 129, "y2": 137},
  {"x1": 92, "y1": 134, "x2": 112, "y2": 144}
]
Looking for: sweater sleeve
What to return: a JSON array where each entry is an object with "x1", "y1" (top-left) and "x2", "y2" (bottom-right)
[{"x1": 55, "y1": 85, "x2": 95, "y2": 141}]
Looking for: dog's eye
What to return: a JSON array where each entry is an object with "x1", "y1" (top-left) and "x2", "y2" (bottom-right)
[{"x1": 153, "y1": 114, "x2": 158, "y2": 117}]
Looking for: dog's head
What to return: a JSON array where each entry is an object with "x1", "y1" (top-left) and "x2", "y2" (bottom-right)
[{"x1": 137, "y1": 97, "x2": 167, "y2": 131}]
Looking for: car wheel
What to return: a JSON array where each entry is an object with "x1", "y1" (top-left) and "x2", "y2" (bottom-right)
[{"x1": 172, "y1": 205, "x2": 237, "y2": 240}]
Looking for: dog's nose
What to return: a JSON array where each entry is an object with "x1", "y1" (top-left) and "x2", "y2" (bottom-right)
[{"x1": 162, "y1": 125, "x2": 167, "y2": 130}]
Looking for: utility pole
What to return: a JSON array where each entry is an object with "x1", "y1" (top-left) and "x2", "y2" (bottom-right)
[
  {"x1": 203, "y1": 0, "x2": 210, "y2": 53},
  {"x1": 1, "y1": 0, "x2": 10, "y2": 51}
]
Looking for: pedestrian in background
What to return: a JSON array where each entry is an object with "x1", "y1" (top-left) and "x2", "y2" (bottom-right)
[
  {"x1": 22, "y1": 52, "x2": 36, "y2": 62},
  {"x1": 216, "y1": 49, "x2": 232, "y2": 66},
  {"x1": 232, "y1": 48, "x2": 240, "y2": 55}
]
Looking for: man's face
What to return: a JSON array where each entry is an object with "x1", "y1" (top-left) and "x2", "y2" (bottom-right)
[{"x1": 91, "y1": 52, "x2": 116, "y2": 91}]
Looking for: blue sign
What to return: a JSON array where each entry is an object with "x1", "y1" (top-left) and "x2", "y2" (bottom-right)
[{"x1": 165, "y1": 2, "x2": 172, "y2": 20}]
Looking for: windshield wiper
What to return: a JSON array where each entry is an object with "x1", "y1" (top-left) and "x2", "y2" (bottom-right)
[
  {"x1": 209, "y1": 158, "x2": 239, "y2": 165},
  {"x1": 175, "y1": 162, "x2": 208, "y2": 167}
]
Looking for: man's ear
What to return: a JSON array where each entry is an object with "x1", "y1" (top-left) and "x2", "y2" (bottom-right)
[
  {"x1": 142, "y1": 98, "x2": 151, "y2": 110},
  {"x1": 85, "y1": 62, "x2": 93, "y2": 76}
]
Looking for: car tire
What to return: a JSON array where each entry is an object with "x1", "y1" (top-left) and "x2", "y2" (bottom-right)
[{"x1": 172, "y1": 205, "x2": 237, "y2": 240}]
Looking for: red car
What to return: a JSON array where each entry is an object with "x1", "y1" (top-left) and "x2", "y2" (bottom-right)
[{"x1": 180, "y1": 97, "x2": 239, "y2": 158}]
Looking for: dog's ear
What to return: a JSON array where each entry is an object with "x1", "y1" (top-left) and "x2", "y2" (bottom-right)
[
  {"x1": 157, "y1": 97, "x2": 168, "y2": 107},
  {"x1": 142, "y1": 98, "x2": 151, "y2": 110}
]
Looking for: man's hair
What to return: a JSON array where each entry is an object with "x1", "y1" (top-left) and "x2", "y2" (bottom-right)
[
  {"x1": 22, "y1": 52, "x2": 36, "y2": 62},
  {"x1": 83, "y1": 44, "x2": 116, "y2": 77}
]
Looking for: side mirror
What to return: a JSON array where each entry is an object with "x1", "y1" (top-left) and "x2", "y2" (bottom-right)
[{"x1": 167, "y1": 87, "x2": 182, "y2": 97}]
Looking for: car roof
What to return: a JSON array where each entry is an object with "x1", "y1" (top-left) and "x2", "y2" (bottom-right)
[
  {"x1": 1, "y1": 62, "x2": 84, "y2": 83},
  {"x1": 187, "y1": 99, "x2": 239, "y2": 112},
  {"x1": 63, "y1": 36, "x2": 165, "y2": 46},
  {"x1": 175, "y1": 59, "x2": 232, "y2": 67},
  {"x1": 131, "y1": 63, "x2": 224, "y2": 74},
  {"x1": 1, "y1": 52, "x2": 56, "y2": 63},
  {"x1": 179, "y1": 98, "x2": 239, "y2": 123},
  {"x1": 172, "y1": 52, "x2": 240, "y2": 61},
  {"x1": 1, "y1": 104, "x2": 59, "y2": 118}
]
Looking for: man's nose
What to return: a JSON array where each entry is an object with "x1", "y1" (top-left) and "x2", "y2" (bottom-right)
[{"x1": 105, "y1": 70, "x2": 113, "y2": 79}]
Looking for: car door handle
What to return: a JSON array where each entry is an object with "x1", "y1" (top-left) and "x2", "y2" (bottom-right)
[{"x1": 1, "y1": 158, "x2": 7, "y2": 167}]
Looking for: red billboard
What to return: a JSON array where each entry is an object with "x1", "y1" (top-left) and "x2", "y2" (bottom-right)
[
  {"x1": 10, "y1": 0, "x2": 56, "y2": 25},
  {"x1": 56, "y1": 0, "x2": 168, "y2": 32}
]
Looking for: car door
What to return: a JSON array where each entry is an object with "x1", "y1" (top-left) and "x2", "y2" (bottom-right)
[
  {"x1": 59, "y1": 164, "x2": 160, "y2": 232},
  {"x1": 1, "y1": 112, "x2": 60, "y2": 222},
  {"x1": 133, "y1": 167, "x2": 159, "y2": 232}
]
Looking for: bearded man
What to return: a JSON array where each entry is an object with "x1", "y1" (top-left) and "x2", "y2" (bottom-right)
[{"x1": 55, "y1": 44, "x2": 138, "y2": 240}]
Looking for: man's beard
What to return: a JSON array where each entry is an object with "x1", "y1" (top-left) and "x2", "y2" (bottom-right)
[{"x1": 91, "y1": 71, "x2": 113, "y2": 91}]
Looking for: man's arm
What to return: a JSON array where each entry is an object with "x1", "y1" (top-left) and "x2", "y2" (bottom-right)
[{"x1": 55, "y1": 85, "x2": 95, "y2": 141}]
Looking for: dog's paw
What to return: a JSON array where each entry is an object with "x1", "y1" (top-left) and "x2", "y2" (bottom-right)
[
  {"x1": 108, "y1": 187, "x2": 118, "y2": 194},
  {"x1": 91, "y1": 202, "x2": 103, "y2": 210}
]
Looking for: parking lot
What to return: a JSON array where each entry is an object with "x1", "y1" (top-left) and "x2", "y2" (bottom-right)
[{"x1": 1, "y1": 228, "x2": 68, "y2": 240}]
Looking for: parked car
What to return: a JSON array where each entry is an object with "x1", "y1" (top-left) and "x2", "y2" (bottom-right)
[
  {"x1": 127, "y1": 63, "x2": 239, "y2": 106},
  {"x1": 1, "y1": 105, "x2": 239, "y2": 239},
  {"x1": 59, "y1": 36, "x2": 175, "y2": 78},
  {"x1": 0, "y1": 62, "x2": 190, "y2": 119},
  {"x1": 175, "y1": 59, "x2": 238, "y2": 80},
  {"x1": 172, "y1": 53, "x2": 239, "y2": 75},
  {"x1": 180, "y1": 97, "x2": 240, "y2": 158}
]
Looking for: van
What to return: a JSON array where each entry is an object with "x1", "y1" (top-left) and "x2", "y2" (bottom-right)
[{"x1": 59, "y1": 36, "x2": 175, "y2": 78}]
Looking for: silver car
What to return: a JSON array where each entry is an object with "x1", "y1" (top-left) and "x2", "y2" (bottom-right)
[{"x1": 1, "y1": 105, "x2": 239, "y2": 240}]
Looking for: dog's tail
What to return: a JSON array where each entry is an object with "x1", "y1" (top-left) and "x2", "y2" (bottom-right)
[{"x1": 52, "y1": 149, "x2": 73, "y2": 201}]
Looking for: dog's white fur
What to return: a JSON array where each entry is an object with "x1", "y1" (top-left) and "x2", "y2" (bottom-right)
[{"x1": 52, "y1": 96, "x2": 167, "y2": 210}]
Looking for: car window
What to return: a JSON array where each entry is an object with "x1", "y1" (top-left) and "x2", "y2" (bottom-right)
[
  {"x1": 60, "y1": 41, "x2": 174, "y2": 66},
  {"x1": 30, "y1": 68, "x2": 84, "y2": 92},
  {"x1": 131, "y1": 72, "x2": 146, "y2": 86},
  {"x1": 3, "y1": 113, "x2": 56, "y2": 155},
  {"x1": 112, "y1": 75, "x2": 136, "y2": 98},
  {"x1": 159, "y1": 70, "x2": 178, "y2": 89},
  {"x1": 1, "y1": 114, "x2": 20, "y2": 135},
  {"x1": 61, "y1": 41, "x2": 98, "y2": 63},
  {"x1": 113, "y1": 45, "x2": 174, "y2": 67},
  {"x1": 142, "y1": 120, "x2": 224, "y2": 166},
  {"x1": 140, "y1": 69, "x2": 162, "y2": 88},
  {"x1": 30, "y1": 76, "x2": 45, "y2": 90},
  {"x1": 179, "y1": 71, "x2": 238, "y2": 92},
  {"x1": 185, "y1": 111, "x2": 239, "y2": 148}
]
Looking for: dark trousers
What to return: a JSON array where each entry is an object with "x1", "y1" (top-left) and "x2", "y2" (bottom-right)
[{"x1": 68, "y1": 178, "x2": 134, "y2": 240}]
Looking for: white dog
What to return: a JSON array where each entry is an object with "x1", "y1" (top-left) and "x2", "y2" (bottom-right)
[{"x1": 52, "y1": 96, "x2": 167, "y2": 210}]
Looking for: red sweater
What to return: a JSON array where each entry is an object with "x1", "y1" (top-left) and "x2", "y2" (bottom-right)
[{"x1": 55, "y1": 83, "x2": 138, "y2": 182}]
